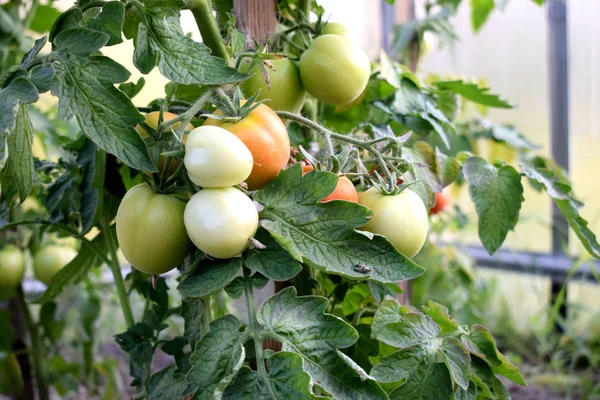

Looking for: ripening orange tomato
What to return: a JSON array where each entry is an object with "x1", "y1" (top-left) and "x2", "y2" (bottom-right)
[
  {"x1": 429, "y1": 192, "x2": 450, "y2": 215},
  {"x1": 205, "y1": 104, "x2": 290, "y2": 190},
  {"x1": 302, "y1": 164, "x2": 358, "y2": 203}
]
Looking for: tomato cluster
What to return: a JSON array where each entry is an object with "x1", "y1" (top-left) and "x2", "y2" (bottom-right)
[
  {"x1": 115, "y1": 22, "x2": 431, "y2": 276},
  {"x1": 242, "y1": 22, "x2": 371, "y2": 110}
]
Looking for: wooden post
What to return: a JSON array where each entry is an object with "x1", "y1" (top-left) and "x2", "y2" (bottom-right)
[{"x1": 234, "y1": 0, "x2": 277, "y2": 46}]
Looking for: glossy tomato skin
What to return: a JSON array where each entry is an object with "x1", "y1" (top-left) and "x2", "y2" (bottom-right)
[
  {"x1": 184, "y1": 126, "x2": 253, "y2": 188},
  {"x1": 184, "y1": 188, "x2": 259, "y2": 259},
  {"x1": 205, "y1": 104, "x2": 290, "y2": 190},
  {"x1": 302, "y1": 165, "x2": 358, "y2": 203},
  {"x1": 429, "y1": 192, "x2": 450, "y2": 215},
  {"x1": 0, "y1": 245, "x2": 25, "y2": 289},
  {"x1": 33, "y1": 246, "x2": 77, "y2": 285},
  {"x1": 116, "y1": 184, "x2": 191, "y2": 275},
  {"x1": 358, "y1": 187, "x2": 428, "y2": 257},
  {"x1": 241, "y1": 58, "x2": 307, "y2": 113},
  {"x1": 135, "y1": 111, "x2": 194, "y2": 174},
  {"x1": 299, "y1": 35, "x2": 370, "y2": 105}
]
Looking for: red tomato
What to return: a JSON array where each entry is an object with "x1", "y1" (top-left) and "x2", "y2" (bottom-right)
[
  {"x1": 302, "y1": 164, "x2": 358, "y2": 203},
  {"x1": 429, "y1": 192, "x2": 450, "y2": 215}
]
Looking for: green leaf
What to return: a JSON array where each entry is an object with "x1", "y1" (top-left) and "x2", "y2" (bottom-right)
[
  {"x1": 435, "y1": 91, "x2": 460, "y2": 121},
  {"x1": 258, "y1": 287, "x2": 387, "y2": 400},
  {"x1": 488, "y1": 124, "x2": 539, "y2": 150},
  {"x1": 161, "y1": 337, "x2": 189, "y2": 372},
  {"x1": 114, "y1": 322, "x2": 154, "y2": 363},
  {"x1": 463, "y1": 156, "x2": 524, "y2": 254},
  {"x1": 245, "y1": 228, "x2": 302, "y2": 281},
  {"x1": 182, "y1": 297, "x2": 207, "y2": 351},
  {"x1": 28, "y1": 64, "x2": 57, "y2": 93},
  {"x1": 374, "y1": 313, "x2": 441, "y2": 349},
  {"x1": 470, "y1": 0, "x2": 495, "y2": 32},
  {"x1": 521, "y1": 161, "x2": 600, "y2": 259},
  {"x1": 185, "y1": 315, "x2": 246, "y2": 399},
  {"x1": 21, "y1": 36, "x2": 48, "y2": 68},
  {"x1": 224, "y1": 277, "x2": 245, "y2": 299},
  {"x1": 39, "y1": 302, "x2": 65, "y2": 343},
  {"x1": 340, "y1": 283, "x2": 372, "y2": 316},
  {"x1": 84, "y1": 1, "x2": 124, "y2": 46},
  {"x1": 370, "y1": 344, "x2": 425, "y2": 384},
  {"x1": 436, "y1": 150, "x2": 460, "y2": 188},
  {"x1": 434, "y1": 80, "x2": 512, "y2": 108},
  {"x1": 0, "y1": 77, "x2": 39, "y2": 135},
  {"x1": 453, "y1": 380, "x2": 478, "y2": 400},
  {"x1": 29, "y1": 5, "x2": 62, "y2": 33},
  {"x1": 439, "y1": 338, "x2": 471, "y2": 391},
  {"x1": 53, "y1": 28, "x2": 110, "y2": 54},
  {"x1": 118, "y1": 77, "x2": 145, "y2": 99},
  {"x1": 255, "y1": 165, "x2": 424, "y2": 283},
  {"x1": 49, "y1": 8, "x2": 82, "y2": 42},
  {"x1": 147, "y1": 365, "x2": 187, "y2": 400},
  {"x1": 388, "y1": 361, "x2": 452, "y2": 399},
  {"x1": 371, "y1": 299, "x2": 404, "y2": 337},
  {"x1": 131, "y1": 11, "x2": 247, "y2": 85},
  {"x1": 462, "y1": 325, "x2": 525, "y2": 385},
  {"x1": 6, "y1": 105, "x2": 34, "y2": 204},
  {"x1": 52, "y1": 55, "x2": 155, "y2": 172},
  {"x1": 32, "y1": 228, "x2": 108, "y2": 304},
  {"x1": 178, "y1": 258, "x2": 242, "y2": 297},
  {"x1": 223, "y1": 352, "x2": 326, "y2": 399},
  {"x1": 470, "y1": 356, "x2": 494, "y2": 398},
  {"x1": 422, "y1": 301, "x2": 461, "y2": 335}
]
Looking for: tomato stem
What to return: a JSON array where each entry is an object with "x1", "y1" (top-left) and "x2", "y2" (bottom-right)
[
  {"x1": 101, "y1": 217, "x2": 135, "y2": 327},
  {"x1": 298, "y1": 0, "x2": 311, "y2": 19},
  {"x1": 16, "y1": 286, "x2": 49, "y2": 400},
  {"x1": 158, "y1": 89, "x2": 215, "y2": 136},
  {"x1": 188, "y1": 0, "x2": 232, "y2": 64},
  {"x1": 243, "y1": 267, "x2": 268, "y2": 376},
  {"x1": 276, "y1": 111, "x2": 398, "y2": 192}
]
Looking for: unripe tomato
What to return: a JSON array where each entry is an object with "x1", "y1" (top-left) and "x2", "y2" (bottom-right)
[
  {"x1": 322, "y1": 22, "x2": 350, "y2": 37},
  {"x1": 299, "y1": 35, "x2": 370, "y2": 105},
  {"x1": 240, "y1": 58, "x2": 307, "y2": 113},
  {"x1": 184, "y1": 126, "x2": 254, "y2": 188},
  {"x1": 116, "y1": 184, "x2": 191, "y2": 275},
  {"x1": 184, "y1": 188, "x2": 259, "y2": 259},
  {"x1": 0, "y1": 245, "x2": 25, "y2": 289},
  {"x1": 302, "y1": 165, "x2": 358, "y2": 203},
  {"x1": 135, "y1": 111, "x2": 194, "y2": 174},
  {"x1": 205, "y1": 104, "x2": 290, "y2": 190},
  {"x1": 429, "y1": 192, "x2": 450, "y2": 215},
  {"x1": 33, "y1": 246, "x2": 77, "y2": 285},
  {"x1": 358, "y1": 188, "x2": 428, "y2": 257}
]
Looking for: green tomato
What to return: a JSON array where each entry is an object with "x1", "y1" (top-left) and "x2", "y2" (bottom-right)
[
  {"x1": 288, "y1": 31, "x2": 311, "y2": 57},
  {"x1": 116, "y1": 184, "x2": 191, "y2": 275},
  {"x1": 322, "y1": 22, "x2": 350, "y2": 37},
  {"x1": 358, "y1": 187, "x2": 428, "y2": 257},
  {"x1": 184, "y1": 126, "x2": 254, "y2": 188},
  {"x1": 299, "y1": 34, "x2": 370, "y2": 105},
  {"x1": 240, "y1": 58, "x2": 307, "y2": 113},
  {"x1": 33, "y1": 246, "x2": 77, "y2": 285},
  {"x1": 0, "y1": 245, "x2": 25, "y2": 289},
  {"x1": 184, "y1": 187, "x2": 259, "y2": 259}
]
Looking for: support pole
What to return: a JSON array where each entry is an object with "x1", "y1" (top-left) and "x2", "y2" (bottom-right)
[{"x1": 547, "y1": 0, "x2": 570, "y2": 333}]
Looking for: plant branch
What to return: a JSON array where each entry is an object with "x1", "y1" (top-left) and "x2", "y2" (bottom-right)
[
  {"x1": 243, "y1": 267, "x2": 267, "y2": 376},
  {"x1": 188, "y1": 0, "x2": 232, "y2": 64},
  {"x1": 214, "y1": 87, "x2": 238, "y2": 116},
  {"x1": 16, "y1": 286, "x2": 49, "y2": 400},
  {"x1": 158, "y1": 89, "x2": 214, "y2": 136},
  {"x1": 100, "y1": 217, "x2": 135, "y2": 327},
  {"x1": 276, "y1": 111, "x2": 398, "y2": 191},
  {"x1": 298, "y1": 0, "x2": 311, "y2": 19}
]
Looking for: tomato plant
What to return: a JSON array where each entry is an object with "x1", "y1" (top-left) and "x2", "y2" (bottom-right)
[
  {"x1": 240, "y1": 58, "x2": 307, "y2": 113},
  {"x1": 116, "y1": 184, "x2": 191, "y2": 275},
  {"x1": 299, "y1": 34, "x2": 371, "y2": 105},
  {"x1": 184, "y1": 125, "x2": 254, "y2": 188},
  {"x1": 32, "y1": 246, "x2": 77, "y2": 285},
  {"x1": 0, "y1": 245, "x2": 25, "y2": 289},
  {"x1": 0, "y1": 0, "x2": 595, "y2": 399},
  {"x1": 302, "y1": 164, "x2": 358, "y2": 203},
  {"x1": 184, "y1": 187, "x2": 259, "y2": 259},
  {"x1": 205, "y1": 103, "x2": 290, "y2": 190}
]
